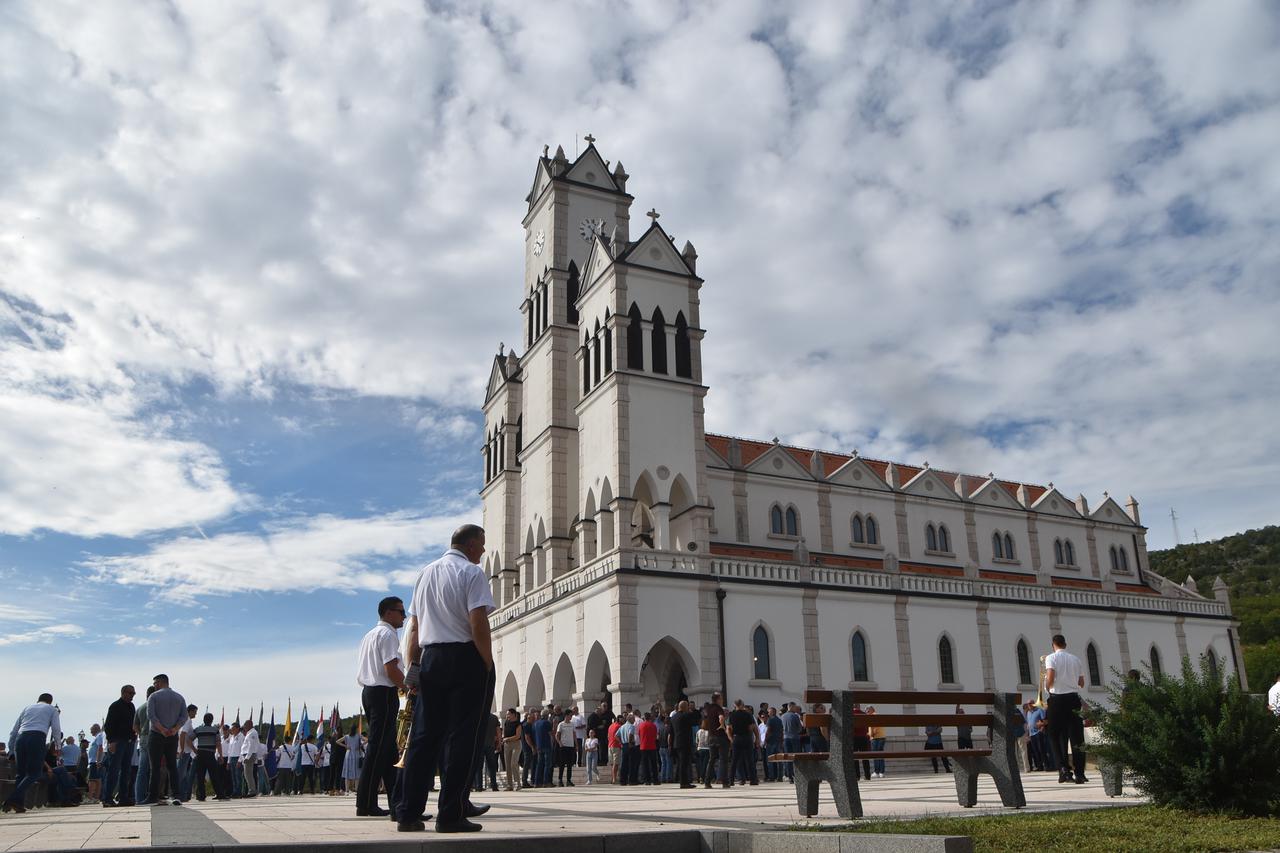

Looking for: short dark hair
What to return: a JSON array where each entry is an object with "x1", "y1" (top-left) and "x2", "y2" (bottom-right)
[
  {"x1": 451, "y1": 524, "x2": 485, "y2": 549},
  {"x1": 153, "y1": 673, "x2": 169, "y2": 685},
  {"x1": 187, "y1": 704, "x2": 198, "y2": 713},
  {"x1": 203, "y1": 713, "x2": 214, "y2": 725},
  {"x1": 146, "y1": 685, "x2": 157, "y2": 696},
  {"x1": 37, "y1": 693, "x2": 53, "y2": 704},
  {"x1": 378, "y1": 596, "x2": 403, "y2": 618},
  {"x1": 1052, "y1": 634, "x2": 1067, "y2": 648}
]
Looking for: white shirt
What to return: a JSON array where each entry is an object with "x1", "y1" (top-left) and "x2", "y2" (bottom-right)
[
  {"x1": 241, "y1": 728, "x2": 261, "y2": 760},
  {"x1": 181, "y1": 719, "x2": 196, "y2": 756},
  {"x1": 277, "y1": 744, "x2": 295, "y2": 766},
  {"x1": 1267, "y1": 681, "x2": 1280, "y2": 714},
  {"x1": 557, "y1": 720, "x2": 576, "y2": 747},
  {"x1": 357, "y1": 621, "x2": 401, "y2": 687},
  {"x1": 317, "y1": 743, "x2": 330, "y2": 767},
  {"x1": 8, "y1": 702, "x2": 61, "y2": 748},
  {"x1": 1045, "y1": 648, "x2": 1085, "y2": 695},
  {"x1": 572, "y1": 714, "x2": 587, "y2": 739},
  {"x1": 230, "y1": 733, "x2": 244, "y2": 759},
  {"x1": 89, "y1": 731, "x2": 106, "y2": 763},
  {"x1": 409, "y1": 549, "x2": 496, "y2": 645},
  {"x1": 299, "y1": 743, "x2": 317, "y2": 766}
]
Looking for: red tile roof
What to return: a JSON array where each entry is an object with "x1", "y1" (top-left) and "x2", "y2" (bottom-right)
[{"x1": 704, "y1": 433, "x2": 1052, "y2": 504}]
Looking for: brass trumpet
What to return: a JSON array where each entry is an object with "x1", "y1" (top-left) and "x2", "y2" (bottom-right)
[
  {"x1": 1035, "y1": 654, "x2": 1048, "y2": 709},
  {"x1": 392, "y1": 691, "x2": 415, "y2": 769}
]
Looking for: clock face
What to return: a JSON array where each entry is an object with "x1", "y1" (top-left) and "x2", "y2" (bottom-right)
[
  {"x1": 532, "y1": 230, "x2": 545, "y2": 257},
  {"x1": 579, "y1": 218, "x2": 605, "y2": 242}
]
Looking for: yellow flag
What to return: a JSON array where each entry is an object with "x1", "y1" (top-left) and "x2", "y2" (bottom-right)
[{"x1": 283, "y1": 698, "x2": 293, "y2": 740}]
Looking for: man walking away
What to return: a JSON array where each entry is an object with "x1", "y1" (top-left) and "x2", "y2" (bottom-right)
[
  {"x1": 191, "y1": 713, "x2": 225, "y2": 800},
  {"x1": 924, "y1": 723, "x2": 951, "y2": 772},
  {"x1": 671, "y1": 701, "x2": 699, "y2": 789},
  {"x1": 87, "y1": 724, "x2": 105, "y2": 802},
  {"x1": 1045, "y1": 633, "x2": 1088, "y2": 784},
  {"x1": 397, "y1": 524, "x2": 496, "y2": 833},
  {"x1": 356, "y1": 595, "x2": 408, "y2": 816},
  {"x1": 530, "y1": 710, "x2": 553, "y2": 787},
  {"x1": 555, "y1": 713, "x2": 576, "y2": 786},
  {"x1": 102, "y1": 685, "x2": 137, "y2": 807},
  {"x1": 134, "y1": 687, "x2": 155, "y2": 805},
  {"x1": 636, "y1": 712, "x2": 658, "y2": 785},
  {"x1": 780, "y1": 702, "x2": 802, "y2": 783},
  {"x1": 178, "y1": 706, "x2": 198, "y2": 801},
  {"x1": 145, "y1": 674, "x2": 187, "y2": 806},
  {"x1": 702, "y1": 694, "x2": 730, "y2": 788},
  {"x1": 725, "y1": 700, "x2": 758, "y2": 786},
  {"x1": 3, "y1": 693, "x2": 62, "y2": 813}
]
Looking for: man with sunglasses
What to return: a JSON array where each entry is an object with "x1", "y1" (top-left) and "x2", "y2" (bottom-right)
[{"x1": 355, "y1": 595, "x2": 408, "y2": 817}]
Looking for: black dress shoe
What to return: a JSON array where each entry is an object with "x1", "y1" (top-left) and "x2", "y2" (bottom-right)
[
  {"x1": 436, "y1": 818, "x2": 482, "y2": 833},
  {"x1": 356, "y1": 806, "x2": 389, "y2": 817},
  {"x1": 1074, "y1": 776, "x2": 1089, "y2": 784},
  {"x1": 397, "y1": 820, "x2": 425, "y2": 832},
  {"x1": 391, "y1": 812, "x2": 433, "y2": 823},
  {"x1": 465, "y1": 802, "x2": 490, "y2": 817}
]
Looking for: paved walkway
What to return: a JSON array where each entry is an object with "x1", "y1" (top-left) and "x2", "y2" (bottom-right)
[{"x1": 0, "y1": 773, "x2": 1141, "y2": 850}]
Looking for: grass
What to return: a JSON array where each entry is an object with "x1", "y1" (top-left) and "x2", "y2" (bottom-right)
[{"x1": 813, "y1": 805, "x2": 1280, "y2": 853}]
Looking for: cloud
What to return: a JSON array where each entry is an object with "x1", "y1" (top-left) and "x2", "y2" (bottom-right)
[
  {"x1": 81, "y1": 508, "x2": 477, "y2": 602},
  {"x1": 0, "y1": 623, "x2": 85, "y2": 647}
]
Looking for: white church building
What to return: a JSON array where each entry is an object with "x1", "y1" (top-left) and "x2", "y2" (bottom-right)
[{"x1": 480, "y1": 139, "x2": 1243, "y2": 716}]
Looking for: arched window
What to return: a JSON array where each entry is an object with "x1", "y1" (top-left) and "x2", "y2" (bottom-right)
[
  {"x1": 785, "y1": 506, "x2": 799, "y2": 537},
  {"x1": 752, "y1": 625, "x2": 771, "y2": 680},
  {"x1": 866, "y1": 515, "x2": 878, "y2": 545},
  {"x1": 566, "y1": 261, "x2": 580, "y2": 325},
  {"x1": 1118, "y1": 548, "x2": 1129, "y2": 572},
  {"x1": 1086, "y1": 643, "x2": 1101, "y2": 687},
  {"x1": 515, "y1": 416, "x2": 523, "y2": 456},
  {"x1": 591, "y1": 321, "x2": 602, "y2": 385},
  {"x1": 650, "y1": 307, "x2": 668, "y2": 374},
  {"x1": 939, "y1": 525, "x2": 951, "y2": 553},
  {"x1": 938, "y1": 635, "x2": 956, "y2": 685},
  {"x1": 770, "y1": 505, "x2": 784, "y2": 535},
  {"x1": 851, "y1": 514, "x2": 865, "y2": 544},
  {"x1": 1016, "y1": 638, "x2": 1033, "y2": 686},
  {"x1": 1065, "y1": 540, "x2": 1075, "y2": 566},
  {"x1": 852, "y1": 631, "x2": 870, "y2": 682},
  {"x1": 674, "y1": 312, "x2": 692, "y2": 378},
  {"x1": 626, "y1": 303, "x2": 644, "y2": 371},
  {"x1": 1109, "y1": 545, "x2": 1119, "y2": 573},
  {"x1": 484, "y1": 443, "x2": 491, "y2": 483},
  {"x1": 1003, "y1": 533, "x2": 1015, "y2": 560},
  {"x1": 526, "y1": 301, "x2": 534, "y2": 349},
  {"x1": 498, "y1": 428, "x2": 505, "y2": 475},
  {"x1": 540, "y1": 284, "x2": 549, "y2": 333},
  {"x1": 1205, "y1": 649, "x2": 1219, "y2": 682},
  {"x1": 1054, "y1": 539, "x2": 1064, "y2": 565},
  {"x1": 993, "y1": 531, "x2": 1004, "y2": 559},
  {"x1": 926, "y1": 524, "x2": 938, "y2": 551},
  {"x1": 582, "y1": 335, "x2": 591, "y2": 394},
  {"x1": 1150, "y1": 645, "x2": 1162, "y2": 678},
  {"x1": 603, "y1": 310, "x2": 613, "y2": 374}
]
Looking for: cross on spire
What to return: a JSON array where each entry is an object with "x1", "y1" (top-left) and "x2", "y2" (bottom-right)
[
  {"x1": 647, "y1": 208, "x2": 660, "y2": 221},
  {"x1": 584, "y1": 133, "x2": 595, "y2": 145}
]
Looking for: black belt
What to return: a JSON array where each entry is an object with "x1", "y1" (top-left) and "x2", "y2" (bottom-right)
[{"x1": 424, "y1": 641, "x2": 474, "y2": 648}]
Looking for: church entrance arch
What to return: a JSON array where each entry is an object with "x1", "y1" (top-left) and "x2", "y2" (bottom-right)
[
  {"x1": 500, "y1": 671, "x2": 520, "y2": 712},
  {"x1": 639, "y1": 636, "x2": 699, "y2": 708},
  {"x1": 630, "y1": 472, "x2": 658, "y2": 549},
  {"x1": 552, "y1": 652, "x2": 577, "y2": 707},
  {"x1": 583, "y1": 640, "x2": 613, "y2": 711},
  {"x1": 525, "y1": 664, "x2": 546, "y2": 710}
]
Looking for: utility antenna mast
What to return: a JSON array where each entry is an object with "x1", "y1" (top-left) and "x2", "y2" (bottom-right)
[{"x1": 1170, "y1": 507, "x2": 1181, "y2": 546}]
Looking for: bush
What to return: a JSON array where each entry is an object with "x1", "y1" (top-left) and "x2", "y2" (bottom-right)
[{"x1": 1093, "y1": 655, "x2": 1280, "y2": 816}]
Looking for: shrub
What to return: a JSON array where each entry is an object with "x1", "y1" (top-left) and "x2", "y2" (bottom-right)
[{"x1": 1092, "y1": 655, "x2": 1280, "y2": 816}]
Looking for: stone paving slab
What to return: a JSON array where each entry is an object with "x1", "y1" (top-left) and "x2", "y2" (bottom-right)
[{"x1": 0, "y1": 773, "x2": 1141, "y2": 851}]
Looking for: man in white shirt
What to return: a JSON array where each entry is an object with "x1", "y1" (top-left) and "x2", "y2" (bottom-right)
[
  {"x1": 228, "y1": 724, "x2": 244, "y2": 797},
  {"x1": 297, "y1": 735, "x2": 319, "y2": 794},
  {"x1": 240, "y1": 719, "x2": 261, "y2": 798},
  {"x1": 87, "y1": 724, "x2": 106, "y2": 803},
  {"x1": 5, "y1": 694, "x2": 62, "y2": 813},
  {"x1": 274, "y1": 743, "x2": 295, "y2": 795},
  {"x1": 355, "y1": 596, "x2": 408, "y2": 817},
  {"x1": 397, "y1": 524, "x2": 496, "y2": 834},
  {"x1": 1044, "y1": 633, "x2": 1088, "y2": 784},
  {"x1": 1267, "y1": 675, "x2": 1280, "y2": 716},
  {"x1": 572, "y1": 709, "x2": 587, "y2": 767},
  {"x1": 177, "y1": 706, "x2": 197, "y2": 802}
]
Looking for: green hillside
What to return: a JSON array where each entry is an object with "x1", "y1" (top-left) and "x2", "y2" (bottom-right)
[{"x1": 1147, "y1": 525, "x2": 1280, "y2": 690}]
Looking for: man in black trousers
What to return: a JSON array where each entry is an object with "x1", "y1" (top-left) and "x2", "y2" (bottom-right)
[
  {"x1": 398, "y1": 524, "x2": 496, "y2": 834},
  {"x1": 356, "y1": 596, "x2": 408, "y2": 816},
  {"x1": 671, "y1": 700, "x2": 699, "y2": 788}
]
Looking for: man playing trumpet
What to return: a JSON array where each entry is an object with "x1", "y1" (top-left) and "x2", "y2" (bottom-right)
[{"x1": 355, "y1": 596, "x2": 409, "y2": 816}]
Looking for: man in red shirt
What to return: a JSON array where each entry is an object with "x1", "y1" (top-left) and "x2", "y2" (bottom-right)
[
  {"x1": 607, "y1": 720, "x2": 623, "y2": 784},
  {"x1": 636, "y1": 713, "x2": 659, "y2": 785}
]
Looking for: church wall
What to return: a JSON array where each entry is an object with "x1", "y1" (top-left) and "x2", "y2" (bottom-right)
[
  {"x1": 903, "y1": 499, "x2": 966, "y2": 563},
  {"x1": 813, "y1": 589, "x2": 901, "y2": 690},
  {"x1": 627, "y1": 378, "x2": 699, "y2": 499},
  {"x1": 974, "y1": 506, "x2": 1034, "y2": 570},
  {"x1": 619, "y1": 267, "x2": 695, "y2": 322},
  {"x1": 985, "y1": 603, "x2": 1053, "y2": 691},
  {"x1": 1030, "y1": 514, "x2": 1089, "y2": 575},
  {"x1": 1093, "y1": 525, "x2": 1141, "y2": 578},
  {"x1": 905, "y1": 598, "x2": 985, "y2": 691},
  {"x1": 827, "y1": 488, "x2": 898, "y2": 554},
  {"x1": 706, "y1": 470, "x2": 737, "y2": 539},
  {"x1": 722, "y1": 584, "x2": 811, "y2": 706},
  {"x1": 563, "y1": 194, "x2": 622, "y2": 272},
  {"x1": 743, "y1": 474, "x2": 822, "y2": 547}
]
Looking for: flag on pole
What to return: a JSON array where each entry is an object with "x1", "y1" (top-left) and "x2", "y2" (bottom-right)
[
  {"x1": 220, "y1": 707, "x2": 225, "y2": 728},
  {"x1": 300, "y1": 704, "x2": 310, "y2": 740},
  {"x1": 259, "y1": 702, "x2": 265, "y2": 736},
  {"x1": 234, "y1": 707, "x2": 241, "y2": 727},
  {"x1": 265, "y1": 708, "x2": 277, "y2": 776},
  {"x1": 283, "y1": 699, "x2": 293, "y2": 741}
]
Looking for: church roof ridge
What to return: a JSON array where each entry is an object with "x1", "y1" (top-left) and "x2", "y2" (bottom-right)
[{"x1": 705, "y1": 432, "x2": 1052, "y2": 501}]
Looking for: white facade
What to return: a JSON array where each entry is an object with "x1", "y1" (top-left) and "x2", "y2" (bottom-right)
[{"x1": 481, "y1": 141, "x2": 1244, "y2": 719}]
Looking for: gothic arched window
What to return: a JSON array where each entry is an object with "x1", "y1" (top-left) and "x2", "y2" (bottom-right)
[
  {"x1": 752, "y1": 625, "x2": 772, "y2": 680},
  {"x1": 994, "y1": 532, "x2": 1005, "y2": 559},
  {"x1": 852, "y1": 631, "x2": 870, "y2": 682},
  {"x1": 1004, "y1": 533, "x2": 1015, "y2": 560},
  {"x1": 866, "y1": 515, "x2": 878, "y2": 545},
  {"x1": 1118, "y1": 548, "x2": 1129, "y2": 572},
  {"x1": 1087, "y1": 643, "x2": 1102, "y2": 687},
  {"x1": 591, "y1": 321, "x2": 602, "y2": 385},
  {"x1": 1205, "y1": 649, "x2": 1219, "y2": 682},
  {"x1": 498, "y1": 427, "x2": 505, "y2": 474},
  {"x1": 926, "y1": 524, "x2": 938, "y2": 551},
  {"x1": 1016, "y1": 638, "x2": 1033, "y2": 685},
  {"x1": 1109, "y1": 545, "x2": 1119, "y2": 573},
  {"x1": 1065, "y1": 540, "x2": 1076, "y2": 566},
  {"x1": 540, "y1": 284, "x2": 549, "y2": 333},
  {"x1": 674, "y1": 312, "x2": 692, "y2": 378},
  {"x1": 515, "y1": 416, "x2": 523, "y2": 457},
  {"x1": 1054, "y1": 539, "x2": 1064, "y2": 565},
  {"x1": 603, "y1": 310, "x2": 613, "y2": 374},
  {"x1": 785, "y1": 506, "x2": 799, "y2": 537},
  {"x1": 627, "y1": 303, "x2": 644, "y2": 371},
  {"x1": 851, "y1": 514, "x2": 864, "y2": 544},
  {"x1": 938, "y1": 635, "x2": 956, "y2": 685},
  {"x1": 1150, "y1": 645, "x2": 1163, "y2": 678},
  {"x1": 770, "y1": 505, "x2": 784, "y2": 535},
  {"x1": 938, "y1": 525, "x2": 951, "y2": 553},
  {"x1": 566, "y1": 261, "x2": 580, "y2": 325},
  {"x1": 582, "y1": 335, "x2": 591, "y2": 394},
  {"x1": 651, "y1": 307, "x2": 668, "y2": 375}
]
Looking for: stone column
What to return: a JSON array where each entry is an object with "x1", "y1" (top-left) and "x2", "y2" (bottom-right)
[
  {"x1": 579, "y1": 518, "x2": 598, "y2": 565},
  {"x1": 802, "y1": 588, "x2": 823, "y2": 689},
  {"x1": 596, "y1": 508, "x2": 615, "y2": 554},
  {"x1": 665, "y1": 324, "x2": 677, "y2": 377},
  {"x1": 548, "y1": 540, "x2": 573, "y2": 580},
  {"x1": 639, "y1": 319, "x2": 653, "y2": 372},
  {"x1": 652, "y1": 503, "x2": 672, "y2": 551},
  {"x1": 976, "y1": 602, "x2": 996, "y2": 691},
  {"x1": 516, "y1": 553, "x2": 534, "y2": 598},
  {"x1": 894, "y1": 596, "x2": 918, "y2": 734}
]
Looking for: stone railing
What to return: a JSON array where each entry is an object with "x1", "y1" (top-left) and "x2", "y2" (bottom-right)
[{"x1": 491, "y1": 551, "x2": 1230, "y2": 628}]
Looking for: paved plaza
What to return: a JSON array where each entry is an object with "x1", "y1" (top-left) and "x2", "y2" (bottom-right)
[{"x1": 0, "y1": 773, "x2": 1139, "y2": 851}]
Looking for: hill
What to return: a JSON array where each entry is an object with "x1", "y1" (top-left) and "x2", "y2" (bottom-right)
[{"x1": 1148, "y1": 525, "x2": 1280, "y2": 690}]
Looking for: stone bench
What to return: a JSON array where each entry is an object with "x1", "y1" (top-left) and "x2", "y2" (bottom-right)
[{"x1": 769, "y1": 688, "x2": 1026, "y2": 818}]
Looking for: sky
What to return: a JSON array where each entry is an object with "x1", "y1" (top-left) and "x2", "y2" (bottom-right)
[{"x1": 2, "y1": 0, "x2": 1279, "y2": 737}]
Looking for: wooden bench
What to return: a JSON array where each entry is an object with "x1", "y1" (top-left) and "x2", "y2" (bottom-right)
[{"x1": 769, "y1": 688, "x2": 1026, "y2": 818}]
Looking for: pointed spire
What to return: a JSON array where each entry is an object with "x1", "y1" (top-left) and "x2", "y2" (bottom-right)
[
  {"x1": 612, "y1": 160, "x2": 628, "y2": 192},
  {"x1": 954, "y1": 473, "x2": 967, "y2": 498},
  {"x1": 1212, "y1": 576, "x2": 1230, "y2": 604},
  {"x1": 1125, "y1": 495, "x2": 1141, "y2": 525},
  {"x1": 884, "y1": 462, "x2": 899, "y2": 489},
  {"x1": 810, "y1": 450, "x2": 823, "y2": 479},
  {"x1": 610, "y1": 224, "x2": 624, "y2": 256},
  {"x1": 1183, "y1": 575, "x2": 1198, "y2": 593},
  {"x1": 1075, "y1": 493, "x2": 1090, "y2": 515},
  {"x1": 727, "y1": 437, "x2": 742, "y2": 468},
  {"x1": 681, "y1": 240, "x2": 697, "y2": 273},
  {"x1": 551, "y1": 144, "x2": 568, "y2": 176},
  {"x1": 1016, "y1": 484, "x2": 1029, "y2": 507}
]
